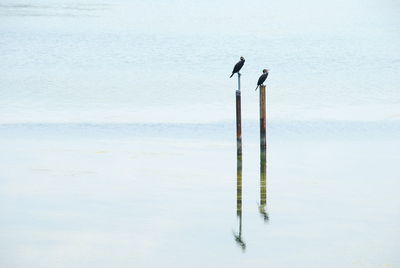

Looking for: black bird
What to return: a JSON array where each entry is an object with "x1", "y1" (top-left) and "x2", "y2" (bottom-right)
[
  {"x1": 255, "y1": 69, "x2": 269, "y2": 91},
  {"x1": 230, "y1": 56, "x2": 245, "y2": 78}
]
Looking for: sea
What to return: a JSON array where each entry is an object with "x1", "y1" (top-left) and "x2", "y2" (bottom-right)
[{"x1": 0, "y1": 0, "x2": 399, "y2": 267}]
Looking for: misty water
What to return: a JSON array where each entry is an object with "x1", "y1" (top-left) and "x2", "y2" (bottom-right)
[
  {"x1": 0, "y1": 0, "x2": 399, "y2": 267},
  {"x1": 1, "y1": 0, "x2": 399, "y2": 123}
]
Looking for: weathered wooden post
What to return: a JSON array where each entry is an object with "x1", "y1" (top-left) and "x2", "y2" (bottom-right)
[
  {"x1": 234, "y1": 73, "x2": 244, "y2": 249},
  {"x1": 236, "y1": 90, "x2": 242, "y2": 155},
  {"x1": 236, "y1": 73, "x2": 242, "y2": 156},
  {"x1": 233, "y1": 68, "x2": 245, "y2": 250},
  {"x1": 259, "y1": 85, "x2": 268, "y2": 221},
  {"x1": 259, "y1": 85, "x2": 266, "y2": 155}
]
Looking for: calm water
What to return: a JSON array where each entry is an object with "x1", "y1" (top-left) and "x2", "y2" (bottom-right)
[
  {"x1": 1, "y1": 0, "x2": 399, "y2": 123},
  {"x1": 1, "y1": 0, "x2": 400, "y2": 267},
  {"x1": 0, "y1": 125, "x2": 399, "y2": 267}
]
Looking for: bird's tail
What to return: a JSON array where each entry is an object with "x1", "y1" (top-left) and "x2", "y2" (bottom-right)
[
  {"x1": 255, "y1": 85, "x2": 259, "y2": 91},
  {"x1": 230, "y1": 73, "x2": 234, "y2": 78}
]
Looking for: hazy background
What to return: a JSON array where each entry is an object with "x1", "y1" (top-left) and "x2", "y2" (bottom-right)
[{"x1": 1, "y1": 0, "x2": 399, "y2": 123}]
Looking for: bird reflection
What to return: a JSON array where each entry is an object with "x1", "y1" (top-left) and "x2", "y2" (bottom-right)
[
  {"x1": 259, "y1": 148, "x2": 269, "y2": 222},
  {"x1": 233, "y1": 149, "x2": 246, "y2": 251}
]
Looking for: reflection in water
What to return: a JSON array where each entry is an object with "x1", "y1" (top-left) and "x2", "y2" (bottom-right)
[
  {"x1": 233, "y1": 133, "x2": 268, "y2": 250},
  {"x1": 259, "y1": 148, "x2": 269, "y2": 222},
  {"x1": 233, "y1": 149, "x2": 246, "y2": 251}
]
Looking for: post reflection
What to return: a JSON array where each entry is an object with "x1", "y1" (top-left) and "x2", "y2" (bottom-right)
[
  {"x1": 259, "y1": 148, "x2": 269, "y2": 222},
  {"x1": 233, "y1": 149, "x2": 246, "y2": 251}
]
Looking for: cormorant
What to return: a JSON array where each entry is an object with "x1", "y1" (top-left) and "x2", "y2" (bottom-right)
[
  {"x1": 230, "y1": 56, "x2": 245, "y2": 78},
  {"x1": 255, "y1": 69, "x2": 269, "y2": 91}
]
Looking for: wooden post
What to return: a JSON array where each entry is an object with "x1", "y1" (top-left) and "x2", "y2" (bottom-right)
[
  {"x1": 236, "y1": 89, "x2": 242, "y2": 156},
  {"x1": 259, "y1": 85, "x2": 266, "y2": 155},
  {"x1": 234, "y1": 73, "x2": 245, "y2": 250},
  {"x1": 259, "y1": 85, "x2": 268, "y2": 221}
]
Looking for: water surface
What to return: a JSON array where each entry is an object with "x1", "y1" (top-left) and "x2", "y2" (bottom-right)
[{"x1": 1, "y1": 0, "x2": 400, "y2": 267}]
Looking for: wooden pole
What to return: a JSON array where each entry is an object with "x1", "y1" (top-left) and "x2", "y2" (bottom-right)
[
  {"x1": 259, "y1": 85, "x2": 268, "y2": 221},
  {"x1": 236, "y1": 90, "x2": 242, "y2": 155},
  {"x1": 236, "y1": 73, "x2": 242, "y2": 156},
  {"x1": 234, "y1": 73, "x2": 245, "y2": 250},
  {"x1": 259, "y1": 85, "x2": 266, "y2": 155}
]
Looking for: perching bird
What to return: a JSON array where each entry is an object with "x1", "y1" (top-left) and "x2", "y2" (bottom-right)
[
  {"x1": 230, "y1": 56, "x2": 245, "y2": 78},
  {"x1": 255, "y1": 69, "x2": 269, "y2": 91}
]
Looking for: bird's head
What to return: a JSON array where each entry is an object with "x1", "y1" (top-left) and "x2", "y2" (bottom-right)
[
  {"x1": 240, "y1": 56, "x2": 245, "y2": 61},
  {"x1": 263, "y1": 69, "x2": 269, "y2": 73}
]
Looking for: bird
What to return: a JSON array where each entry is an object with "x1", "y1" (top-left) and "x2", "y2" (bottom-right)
[
  {"x1": 255, "y1": 69, "x2": 269, "y2": 91},
  {"x1": 230, "y1": 56, "x2": 245, "y2": 78}
]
